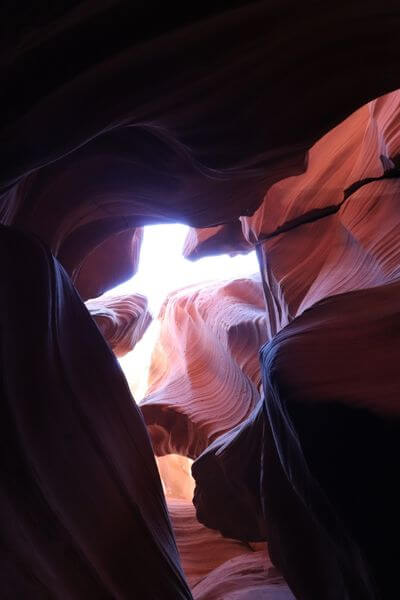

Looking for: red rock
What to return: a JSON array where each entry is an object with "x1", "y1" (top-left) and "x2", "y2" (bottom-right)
[
  {"x1": 193, "y1": 400, "x2": 267, "y2": 542},
  {"x1": 192, "y1": 552, "x2": 295, "y2": 600},
  {"x1": 140, "y1": 276, "x2": 267, "y2": 457},
  {"x1": 75, "y1": 228, "x2": 143, "y2": 300},
  {"x1": 192, "y1": 90, "x2": 400, "y2": 600},
  {"x1": 183, "y1": 222, "x2": 252, "y2": 261},
  {"x1": 3, "y1": 2, "x2": 400, "y2": 281},
  {"x1": 2, "y1": 4, "x2": 400, "y2": 598},
  {"x1": 168, "y1": 499, "x2": 255, "y2": 587},
  {"x1": 157, "y1": 454, "x2": 195, "y2": 501},
  {"x1": 257, "y1": 282, "x2": 400, "y2": 598},
  {"x1": 86, "y1": 292, "x2": 152, "y2": 357},
  {"x1": 240, "y1": 90, "x2": 400, "y2": 334}
]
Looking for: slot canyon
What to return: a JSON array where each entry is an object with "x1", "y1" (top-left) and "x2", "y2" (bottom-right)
[{"x1": 1, "y1": 2, "x2": 400, "y2": 598}]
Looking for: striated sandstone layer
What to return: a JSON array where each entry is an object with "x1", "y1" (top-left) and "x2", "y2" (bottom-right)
[
  {"x1": 192, "y1": 552, "x2": 295, "y2": 600},
  {"x1": 140, "y1": 276, "x2": 267, "y2": 458},
  {"x1": 241, "y1": 89, "x2": 400, "y2": 335},
  {"x1": 2, "y1": 3, "x2": 400, "y2": 599},
  {"x1": 192, "y1": 89, "x2": 400, "y2": 600},
  {"x1": 86, "y1": 292, "x2": 152, "y2": 357},
  {"x1": 168, "y1": 499, "x2": 255, "y2": 587},
  {"x1": 195, "y1": 282, "x2": 400, "y2": 598}
]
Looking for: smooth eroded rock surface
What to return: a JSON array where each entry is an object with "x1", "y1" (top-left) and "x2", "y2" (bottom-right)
[
  {"x1": 0, "y1": 225, "x2": 192, "y2": 599},
  {"x1": 141, "y1": 276, "x2": 267, "y2": 457},
  {"x1": 192, "y1": 552, "x2": 295, "y2": 600},
  {"x1": 86, "y1": 292, "x2": 152, "y2": 357}
]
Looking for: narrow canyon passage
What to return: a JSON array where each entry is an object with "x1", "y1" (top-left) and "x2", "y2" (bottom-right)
[
  {"x1": 88, "y1": 224, "x2": 284, "y2": 596},
  {"x1": 2, "y1": 2, "x2": 400, "y2": 598},
  {"x1": 108, "y1": 223, "x2": 259, "y2": 401}
]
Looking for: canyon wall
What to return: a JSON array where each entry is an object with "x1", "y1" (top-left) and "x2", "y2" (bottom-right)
[
  {"x1": 141, "y1": 276, "x2": 267, "y2": 457},
  {"x1": 0, "y1": 225, "x2": 191, "y2": 599},
  {"x1": 1, "y1": 1, "x2": 400, "y2": 598},
  {"x1": 190, "y1": 89, "x2": 400, "y2": 599},
  {"x1": 86, "y1": 292, "x2": 152, "y2": 357}
]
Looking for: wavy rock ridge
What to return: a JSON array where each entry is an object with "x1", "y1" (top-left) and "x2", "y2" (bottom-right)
[
  {"x1": 140, "y1": 275, "x2": 298, "y2": 597},
  {"x1": 86, "y1": 292, "x2": 152, "y2": 357},
  {"x1": 140, "y1": 276, "x2": 267, "y2": 458},
  {"x1": 190, "y1": 89, "x2": 400, "y2": 599},
  {"x1": 2, "y1": 2, "x2": 400, "y2": 598}
]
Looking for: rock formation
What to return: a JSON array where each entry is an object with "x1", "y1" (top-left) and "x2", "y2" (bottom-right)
[
  {"x1": 183, "y1": 222, "x2": 252, "y2": 261},
  {"x1": 192, "y1": 553, "x2": 295, "y2": 600},
  {"x1": 158, "y1": 442, "x2": 294, "y2": 598},
  {"x1": 86, "y1": 292, "x2": 152, "y2": 357},
  {"x1": 156, "y1": 455, "x2": 195, "y2": 501},
  {"x1": 0, "y1": 225, "x2": 191, "y2": 599},
  {"x1": 140, "y1": 276, "x2": 267, "y2": 458},
  {"x1": 3, "y1": 1, "x2": 400, "y2": 255},
  {"x1": 240, "y1": 89, "x2": 400, "y2": 336},
  {"x1": 191, "y1": 89, "x2": 400, "y2": 599},
  {"x1": 2, "y1": 2, "x2": 400, "y2": 598},
  {"x1": 258, "y1": 280, "x2": 400, "y2": 599},
  {"x1": 168, "y1": 499, "x2": 255, "y2": 587},
  {"x1": 193, "y1": 400, "x2": 267, "y2": 542},
  {"x1": 140, "y1": 275, "x2": 299, "y2": 597},
  {"x1": 75, "y1": 228, "x2": 144, "y2": 301}
]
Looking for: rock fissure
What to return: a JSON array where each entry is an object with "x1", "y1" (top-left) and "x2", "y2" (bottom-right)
[{"x1": 255, "y1": 158, "x2": 400, "y2": 247}]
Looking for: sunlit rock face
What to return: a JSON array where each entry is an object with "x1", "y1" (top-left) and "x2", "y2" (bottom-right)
[
  {"x1": 2, "y1": 2, "x2": 400, "y2": 598},
  {"x1": 139, "y1": 270, "x2": 296, "y2": 596},
  {"x1": 160, "y1": 455, "x2": 293, "y2": 598},
  {"x1": 140, "y1": 276, "x2": 267, "y2": 458},
  {"x1": 156, "y1": 454, "x2": 195, "y2": 500},
  {"x1": 168, "y1": 499, "x2": 255, "y2": 587},
  {"x1": 86, "y1": 292, "x2": 152, "y2": 357},
  {"x1": 241, "y1": 89, "x2": 400, "y2": 336},
  {"x1": 191, "y1": 89, "x2": 400, "y2": 600}
]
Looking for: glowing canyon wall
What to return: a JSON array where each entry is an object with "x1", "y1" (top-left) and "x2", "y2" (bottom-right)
[
  {"x1": 140, "y1": 276, "x2": 267, "y2": 458},
  {"x1": 86, "y1": 292, "x2": 152, "y2": 357},
  {"x1": 1, "y1": 1, "x2": 400, "y2": 599},
  {"x1": 188, "y1": 89, "x2": 400, "y2": 599}
]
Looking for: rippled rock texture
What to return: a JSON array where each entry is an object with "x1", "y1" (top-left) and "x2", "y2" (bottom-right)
[
  {"x1": 168, "y1": 499, "x2": 255, "y2": 587},
  {"x1": 240, "y1": 89, "x2": 400, "y2": 337},
  {"x1": 140, "y1": 275, "x2": 297, "y2": 597},
  {"x1": 86, "y1": 292, "x2": 152, "y2": 357},
  {"x1": 158, "y1": 447, "x2": 293, "y2": 598},
  {"x1": 191, "y1": 89, "x2": 400, "y2": 600},
  {"x1": 140, "y1": 276, "x2": 267, "y2": 458},
  {"x1": 2, "y1": 1, "x2": 400, "y2": 598},
  {"x1": 192, "y1": 553, "x2": 295, "y2": 600}
]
